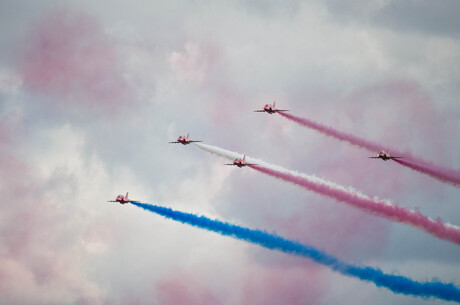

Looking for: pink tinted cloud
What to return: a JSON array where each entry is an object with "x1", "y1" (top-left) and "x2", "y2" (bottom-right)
[
  {"x1": 281, "y1": 201, "x2": 389, "y2": 260},
  {"x1": 0, "y1": 123, "x2": 9, "y2": 145},
  {"x1": 241, "y1": 264, "x2": 325, "y2": 305},
  {"x1": 170, "y1": 43, "x2": 219, "y2": 83},
  {"x1": 169, "y1": 42, "x2": 249, "y2": 126},
  {"x1": 156, "y1": 272, "x2": 221, "y2": 305},
  {"x1": 0, "y1": 147, "x2": 105, "y2": 303},
  {"x1": 157, "y1": 263, "x2": 326, "y2": 305},
  {"x1": 20, "y1": 10, "x2": 132, "y2": 113}
]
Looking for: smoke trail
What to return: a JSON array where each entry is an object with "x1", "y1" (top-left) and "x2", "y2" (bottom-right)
[
  {"x1": 278, "y1": 112, "x2": 460, "y2": 187},
  {"x1": 393, "y1": 158, "x2": 460, "y2": 187},
  {"x1": 131, "y1": 202, "x2": 460, "y2": 303},
  {"x1": 194, "y1": 143, "x2": 460, "y2": 245},
  {"x1": 249, "y1": 165, "x2": 460, "y2": 245},
  {"x1": 278, "y1": 112, "x2": 381, "y2": 151}
]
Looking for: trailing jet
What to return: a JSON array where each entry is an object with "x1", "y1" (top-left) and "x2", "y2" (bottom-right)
[
  {"x1": 254, "y1": 101, "x2": 289, "y2": 114},
  {"x1": 108, "y1": 192, "x2": 139, "y2": 204},
  {"x1": 225, "y1": 155, "x2": 257, "y2": 168},
  {"x1": 169, "y1": 133, "x2": 202, "y2": 145},
  {"x1": 369, "y1": 150, "x2": 403, "y2": 161}
]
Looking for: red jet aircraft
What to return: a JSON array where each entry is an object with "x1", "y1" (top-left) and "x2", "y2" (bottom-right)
[
  {"x1": 108, "y1": 192, "x2": 139, "y2": 204},
  {"x1": 169, "y1": 133, "x2": 202, "y2": 145},
  {"x1": 369, "y1": 150, "x2": 403, "y2": 161},
  {"x1": 225, "y1": 155, "x2": 258, "y2": 168},
  {"x1": 254, "y1": 101, "x2": 289, "y2": 114}
]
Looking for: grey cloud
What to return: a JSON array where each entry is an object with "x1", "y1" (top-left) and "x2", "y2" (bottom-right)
[
  {"x1": 374, "y1": 0, "x2": 460, "y2": 37},
  {"x1": 323, "y1": 0, "x2": 460, "y2": 38}
]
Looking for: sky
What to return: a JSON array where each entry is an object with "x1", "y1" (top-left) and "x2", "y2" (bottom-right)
[{"x1": 0, "y1": 0, "x2": 459, "y2": 304}]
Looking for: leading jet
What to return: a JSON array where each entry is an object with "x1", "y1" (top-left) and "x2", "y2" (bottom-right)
[{"x1": 108, "y1": 192, "x2": 139, "y2": 204}]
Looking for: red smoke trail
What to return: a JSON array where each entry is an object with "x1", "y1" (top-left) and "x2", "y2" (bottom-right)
[
  {"x1": 278, "y1": 112, "x2": 382, "y2": 151},
  {"x1": 279, "y1": 112, "x2": 460, "y2": 187},
  {"x1": 248, "y1": 165, "x2": 460, "y2": 246},
  {"x1": 393, "y1": 158, "x2": 460, "y2": 187}
]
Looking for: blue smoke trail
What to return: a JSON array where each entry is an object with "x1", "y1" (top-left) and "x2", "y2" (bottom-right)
[{"x1": 132, "y1": 202, "x2": 460, "y2": 303}]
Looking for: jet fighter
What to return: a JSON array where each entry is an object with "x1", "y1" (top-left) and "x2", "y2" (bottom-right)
[
  {"x1": 254, "y1": 101, "x2": 289, "y2": 114},
  {"x1": 169, "y1": 133, "x2": 202, "y2": 145},
  {"x1": 225, "y1": 155, "x2": 258, "y2": 168},
  {"x1": 108, "y1": 192, "x2": 139, "y2": 204},
  {"x1": 369, "y1": 150, "x2": 403, "y2": 161}
]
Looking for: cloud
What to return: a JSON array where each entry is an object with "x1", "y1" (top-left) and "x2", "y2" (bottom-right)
[
  {"x1": 19, "y1": 9, "x2": 133, "y2": 113},
  {"x1": 170, "y1": 43, "x2": 218, "y2": 83},
  {"x1": 157, "y1": 272, "x2": 220, "y2": 305},
  {"x1": 0, "y1": 154, "x2": 107, "y2": 305},
  {"x1": 1, "y1": 1, "x2": 459, "y2": 304},
  {"x1": 0, "y1": 69, "x2": 22, "y2": 95}
]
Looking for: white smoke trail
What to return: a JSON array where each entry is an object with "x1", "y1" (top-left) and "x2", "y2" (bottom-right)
[
  {"x1": 195, "y1": 142, "x2": 385, "y2": 203},
  {"x1": 194, "y1": 142, "x2": 459, "y2": 231}
]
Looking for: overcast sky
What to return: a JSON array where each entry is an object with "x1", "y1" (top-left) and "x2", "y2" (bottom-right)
[{"x1": 1, "y1": 1, "x2": 459, "y2": 304}]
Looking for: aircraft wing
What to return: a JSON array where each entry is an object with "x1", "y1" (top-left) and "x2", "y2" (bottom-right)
[
  {"x1": 253, "y1": 110, "x2": 265, "y2": 112},
  {"x1": 108, "y1": 200, "x2": 117, "y2": 202},
  {"x1": 275, "y1": 109, "x2": 289, "y2": 112},
  {"x1": 368, "y1": 157, "x2": 380, "y2": 159},
  {"x1": 127, "y1": 200, "x2": 140, "y2": 203},
  {"x1": 225, "y1": 164, "x2": 238, "y2": 166},
  {"x1": 245, "y1": 163, "x2": 258, "y2": 166},
  {"x1": 390, "y1": 156, "x2": 403, "y2": 159},
  {"x1": 169, "y1": 141, "x2": 180, "y2": 144}
]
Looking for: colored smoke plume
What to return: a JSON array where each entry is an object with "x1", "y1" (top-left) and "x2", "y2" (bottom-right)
[
  {"x1": 194, "y1": 143, "x2": 460, "y2": 245},
  {"x1": 249, "y1": 165, "x2": 460, "y2": 246},
  {"x1": 279, "y1": 112, "x2": 460, "y2": 187},
  {"x1": 132, "y1": 202, "x2": 460, "y2": 303}
]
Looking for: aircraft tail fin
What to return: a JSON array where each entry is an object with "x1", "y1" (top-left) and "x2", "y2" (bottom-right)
[
  {"x1": 126, "y1": 192, "x2": 129, "y2": 199},
  {"x1": 273, "y1": 101, "x2": 276, "y2": 108},
  {"x1": 243, "y1": 155, "x2": 246, "y2": 161},
  {"x1": 187, "y1": 132, "x2": 190, "y2": 139}
]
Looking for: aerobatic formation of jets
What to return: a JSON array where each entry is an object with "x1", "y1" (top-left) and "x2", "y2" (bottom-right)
[
  {"x1": 111, "y1": 102, "x2": 403, "y2": 201},
  {"x1": 106, "y1": 98, "x2": 460, "y2": 304}
]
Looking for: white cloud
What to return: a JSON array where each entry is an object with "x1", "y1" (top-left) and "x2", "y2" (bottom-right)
[{"x1": 0, "y1": 69, "x2": 22, "y2": 95}]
